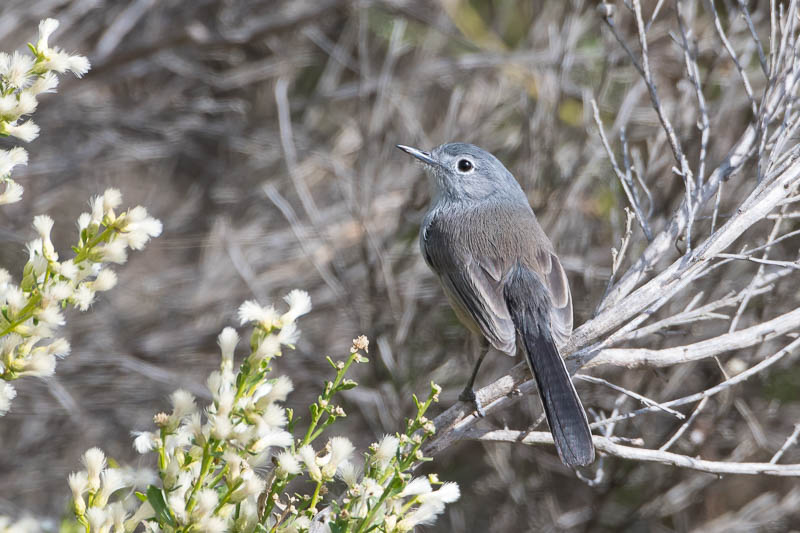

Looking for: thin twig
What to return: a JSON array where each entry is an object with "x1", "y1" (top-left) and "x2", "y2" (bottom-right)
[
  {"x1": 771, "y1": 424, "x2": 800, "y2": 464},
  {"x1": 465, "y1": 429, "x2": 800, "y2": 476},
  {"x1": 577, "y1": 374, "x2": 685, "y2": 419}
]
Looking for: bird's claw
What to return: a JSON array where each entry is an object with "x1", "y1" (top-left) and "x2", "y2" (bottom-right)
[{"x1": 459, "y1": 388, "x2": 486, "y2": 417}]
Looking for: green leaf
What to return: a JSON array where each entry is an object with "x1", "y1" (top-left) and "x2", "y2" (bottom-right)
[
  {"x1": 330, "y1": 523, "x2": 347, "y2": 533},
  {"x1": 326, "y1": 356, "x2": 337, "y2": 369},
  {"x1": 337, "y1": 380, "x2": 357, "y2": 390},
  {"x1": 146, "y1": 485, "x2": 175, "y2": 527},
  {"x1": 134, "y1": 491, "x2": 146, "y2": 502}
]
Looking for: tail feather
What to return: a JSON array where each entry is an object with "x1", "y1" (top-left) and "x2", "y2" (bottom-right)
[{"x1": 505, "y1": 265, "x2": 595, "y2": 467}]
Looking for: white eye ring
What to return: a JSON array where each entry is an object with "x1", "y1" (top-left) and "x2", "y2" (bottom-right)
[{"x1": 456, "y1": 159, "x2": 474, "y2": 173}]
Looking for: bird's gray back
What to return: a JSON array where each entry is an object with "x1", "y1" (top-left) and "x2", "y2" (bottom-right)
[{"x1": 421, "y1": 197, "x2": 573, "y2": 351}]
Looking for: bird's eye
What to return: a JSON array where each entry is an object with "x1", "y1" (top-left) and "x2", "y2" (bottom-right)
[{"x1": 457, "y1": 159, "x2": 473, "y2": 172}]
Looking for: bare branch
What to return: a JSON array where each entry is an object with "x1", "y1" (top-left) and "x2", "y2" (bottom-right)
[{"x1": 465, "y1": 428, "x2": 800, "y2": 476}]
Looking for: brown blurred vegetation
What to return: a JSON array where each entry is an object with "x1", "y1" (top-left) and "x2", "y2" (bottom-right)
[{"x1": 1, "y1": 0, "x2": 800, "y2": 531}]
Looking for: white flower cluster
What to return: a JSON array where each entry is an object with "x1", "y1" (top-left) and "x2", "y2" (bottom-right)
[
  {"x1": 66, "y1": 448, "x2": 155, "y2": 532},
  {"x1": 57, "y1": 295, "x2": 458, "y2": 533},
  {"x1": 0, "y1": 189, "x2": 162, "y2": 415},
  {"x1": 331, "y1": 427, "x2": 459, "y2": 532},
  {"x1": 118, "y1": 294, "x2": 313, "y2": 532},
  {"x1": 0, "y1": 18, "x2": 90, "y2": 205}
]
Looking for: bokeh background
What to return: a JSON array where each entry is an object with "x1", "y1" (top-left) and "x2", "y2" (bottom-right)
[{"x1": 1, "y1": 0, "x2": 799, "y2": 531}]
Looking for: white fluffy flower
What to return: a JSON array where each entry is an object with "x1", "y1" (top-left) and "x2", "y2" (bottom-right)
[
  {"x1": 47, "y1": 337, "x2": 71, "y2": 358},
  {"x1": 16, "y1": 92, "x2": 37, "y2": 116},
  {"x1": 0, "y1": 381, "x2": 17, "y2": 415},
  {"x1": 0, "y1": 51, "x2": 34, "y2": 89},
  {"x1": 230, "y1": 470, "x2": 265, "y2": 503},
  {"x1": 45, "y1": 280, "x2": 74, "y2": 302},
  {"x1": 396, "y1": 502, "x2": 445, "y2": 531},
  {"x1": 194, "y1": 488, "x2": 219, "y2": 518},
  {"x1": 0, "y1": 147, "x2": 28, "y2": 176},
  {"x1": 275, "y1": 451, "x2": 301, "y2": 477},
  {"x1": 82, "y1": 447, "x2": 106, "y2": 491},
  {"x1": 298, "y1": 445, "x2": 321, "y2": 482},
  {"x1": 277, "y1": 321, "x2": 300, "y2": 346},
  {"x1": 37, "y1": 18, "x2": 60, "y2": 52},
  {"x1": 0, "y1": 94, "x2": 17, "y2": 118},
  {"x1": 262, "y1": 375, "x2": 293, "y2": 405},
  {"x1": 217, "y1": 327, "x2": 238, "y2": 366},
  {"x1": 133, "y1": 431, "x2": 159, "y2": 454},
  {"x1": 198, "y1": 516, "x2": 227, "y2": 533},
  {"x1": 250, "y1": 428, "x2": 293, "y2": 453},
  {"x1": 420, "y1": 481, "x2": 460, "y2": 505},
  {"x1": 238, "y1": 300, "x2": 279, "y2": 328},
  {"x1": 109, "y1": 502, "x2": 128, "y2": 532},
  {"x1": 321, "y1": 436, "x2": 354, "y2": 478},
  {"x1": 171, "y1": 389, "x2": 196, "y2": 418},
  {"x1": 249, "y1": 335, "x2": 281, "y2": 366},
  {"x1": 210, "y1": 414, "x2": 232, "y2": 440},
  {"x1": 92, "y1": 269, "x2": 117, "y2": 291},
  {"x1": 67, "y1": 471, "x2": 88, "y2": 514},
  {"x1": 374, "y1": 434, "x2": 399, "y2": 467},
  {"x1": 122, "y1": 206, "x2": 162, "y2": 249},
  {"x1": 99, "y1": 239, "x2": 128, "y2": 264},
  {"x1": 22, "y1": 351, "x2": 55, "y2": 377},
  {"x1": 5, "y1": 285, "x2": 26, "y2": 314},
  {"x1": 36, "y1": 302, "x2": 65, "y2": 327},
  {"x1": 58, "y1": 259, "x2": 78, "y2": 280},
  {"x1": 0, "y1": 180, "x2": 23, "y2": 204},
  {"x1": 73, "y1": 283, "x2": 95, "y2": 311},
  {"x1": 28, "y1": 71, "x2": 58, "y2": 95},
  {"x1": 96, "y1": 468, "x2": 127, "y2": 506},
  {"x1": 5, "y1": 120, "x2": 39, "y2": 142},
  {"x1": 40, "y1": 48, "x2": 90, "y2": 77},
  {"x1": 102, "y1": 188, "x2": 122, "y2": 211},
  {"x1": 337, "y1": 460, "x2": 360, "y2": 488},
  {"x1": 259, "y1": 402, "x2": 287, "y2": 428},
  {"x1": 281, "y1": 289, "x2": 312, "y2": 323},
  {"x1": 399, "y1": 477, "x2": 432, "y2": 498},
  {"x1": 86, "y1": 507, "x2": 109, "y2": 533},
  {"x1": 32, "y1": 214, "x2": 53, "y2": 240}
]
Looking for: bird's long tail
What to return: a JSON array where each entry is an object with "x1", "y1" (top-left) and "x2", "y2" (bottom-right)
[{"x1": 504, "y1": 265, "x2": 595, "y2": 467}]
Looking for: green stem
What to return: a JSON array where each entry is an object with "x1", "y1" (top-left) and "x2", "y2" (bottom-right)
[
  {"x1": 300, "y1": 352, "x2": 357, "y2": 446},
  {"x1": 185, "y1": 440, "x2": 214, "y2": 512},
  {"x1": 0, "y1": 293, "x2": 41, "y2": 339},
  {"x1": 214, "y1": 479, "x2": 243, "y2": 514},
  {"x1": 72, "y1": 225, "x2": 117, "y2": 264},
  {"x1": 261, "y1": 479, "x2": 288, "y2": 525},
  {"x1": 308, "y1": 480, "x2": 323, "y2": 514},
  {"x1": 207, "y1": 464, "x2": 229, "y2": 488},
  {"x1": 355, "y1": 475, "x2": 397, "y2": 533}
]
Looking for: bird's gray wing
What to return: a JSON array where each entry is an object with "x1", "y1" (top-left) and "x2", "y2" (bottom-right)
[
  {"x1": 422, "y1": 225, "x2": 516, "y2": 355},
  {"x1": 533, "y1": 247, "x2": 573, "y2": 347}
]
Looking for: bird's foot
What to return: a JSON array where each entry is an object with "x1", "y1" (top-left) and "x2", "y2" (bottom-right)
[{"x1": 459, "y1": 387, "x2": 486, "y2": 417}]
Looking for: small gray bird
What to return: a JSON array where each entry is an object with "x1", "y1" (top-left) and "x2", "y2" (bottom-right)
[{"x1": 398, "y1": 142, "x2": 595, "y2": 467}]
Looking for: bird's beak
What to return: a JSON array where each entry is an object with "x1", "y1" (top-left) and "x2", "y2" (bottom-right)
[{"x1": 396, "y1": 145, "x2": 437, "y2": 166}]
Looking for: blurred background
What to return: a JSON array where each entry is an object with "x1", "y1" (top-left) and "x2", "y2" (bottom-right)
[{"x1": 1, "y1": 0, "x2": 799, "y2": 531}]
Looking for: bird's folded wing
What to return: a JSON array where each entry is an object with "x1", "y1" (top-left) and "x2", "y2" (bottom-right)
[
  {"x1": 533, "y1": 248, "x2": 573, "y2": 347},
  {"x1": 434, "y1": 253, "x2": 517, "y2": 355}
]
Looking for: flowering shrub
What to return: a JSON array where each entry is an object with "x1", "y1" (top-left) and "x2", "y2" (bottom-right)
[
  {"x1": 0, "y1": 19, "x2": 459, "y2": 533},
  {"x1": 0, "y1": 18, "x2": 90, "y2": 205},
  {"x1": 0, "y1": 189, "x2": 162, "y2": 415},
  {"x1": 64, "y1": 295, "x2": 458, "y2": 532}
]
